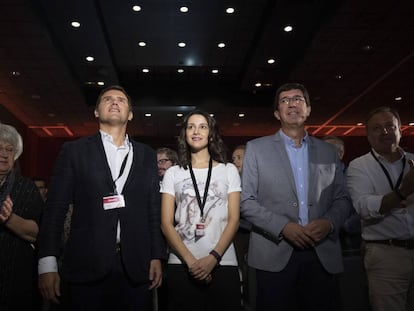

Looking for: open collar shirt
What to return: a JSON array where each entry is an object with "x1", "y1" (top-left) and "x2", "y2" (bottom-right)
[{"x1": 347, "y1": 148, "x2": 414, "y2": 240}]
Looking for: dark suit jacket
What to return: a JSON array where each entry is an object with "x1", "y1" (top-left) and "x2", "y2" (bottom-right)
[
  {"x1": 241, "y1": 131, "x2": 351, "y2": 274},
  {"x1": 38, "y1": 132, "x2": 166, "y2": 284}
]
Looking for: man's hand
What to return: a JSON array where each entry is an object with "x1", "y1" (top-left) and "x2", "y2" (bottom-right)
[
  {"x1": 38, "y1": 272, "x2": 61, "y2": 303},
  {"x1": 282, "y1": 222, "x2": 315, "y2": 249},
  {"x1": 148, "y1": 259, "x2": 162, "y2": 289},
  {"x1": 304, "y1": 219, "x2": 332, "y2": 243}
]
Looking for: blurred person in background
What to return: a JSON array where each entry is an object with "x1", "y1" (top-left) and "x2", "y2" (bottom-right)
[{"x1": 0, "y1": 123, "x2": 44, "y2": 311}]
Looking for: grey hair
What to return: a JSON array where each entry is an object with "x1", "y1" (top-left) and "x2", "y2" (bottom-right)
[{"x1": 0, "y1": 123, "x2": 23, "y2": 160}]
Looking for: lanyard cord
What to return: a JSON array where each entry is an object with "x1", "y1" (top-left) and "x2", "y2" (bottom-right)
[
  {"x1": 189, "y1": 157, "x2": 213, "y2": 221},
  {"x1": 370, "y1": 150, "x2": 406, "y2": 190},
  {"x1": 112, "y1": 144, "x2": 131, "y2": 194}
]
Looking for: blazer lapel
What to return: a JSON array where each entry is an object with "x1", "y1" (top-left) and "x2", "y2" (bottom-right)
[{"x1": 273, "y1": 131, "x2": 298, "y2": 197}]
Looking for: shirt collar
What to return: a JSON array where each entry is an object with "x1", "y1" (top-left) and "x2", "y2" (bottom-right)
[
  {"x1": 99, "y1": 130, "x2": 130, "y2": 149},
  {"x1": 371, "y1": 146, "x2": 405, "y2": 162},
  {"x1": 279, "y1": 130, "x2": 309, "y2": 148}
]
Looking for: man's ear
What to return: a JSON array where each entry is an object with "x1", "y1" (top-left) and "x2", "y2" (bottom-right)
[
  {"x1": 94, "y1": 109, "x2": 99, "y2": 118},
  {"x1": 128, "y1": 111, "x2": 133, "y2": 121},
  {"x1": 274, "y1": 110, "x2": 280, "y2": 120}
]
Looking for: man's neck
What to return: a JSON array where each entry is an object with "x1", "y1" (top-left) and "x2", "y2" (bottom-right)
[
  {"x1": 281, "y1": 127, "x2": 306, "y2": 147},
  {"x1": 374, "y1": 147, "x2": 401, "y2": 163},
  {"x1": 100, "y1": 124, "x2": 127, "y2": 147}
]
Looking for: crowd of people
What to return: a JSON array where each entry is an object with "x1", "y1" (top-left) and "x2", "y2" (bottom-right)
[{"x1": 0, "y1": 83, "x2": 413, "y2": 311}]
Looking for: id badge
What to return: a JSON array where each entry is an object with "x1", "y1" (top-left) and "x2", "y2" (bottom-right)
[
  {"x1": 195, "y1": 223, "x2": 205, "y2": 238},
  {"x1": 103, "y1": 194, "x2": 125, "y2": 210}
]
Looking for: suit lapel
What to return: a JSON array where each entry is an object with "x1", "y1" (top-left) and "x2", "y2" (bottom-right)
[
  {"x1": 273, "y1": 131, "x2": 298, "y2": 197},
  {"x1": 92, "y1": 132, "x2": 117, "y2": 192},
  {"x1": 307, "y1": 137, "x2": 317, "y2": 196}
]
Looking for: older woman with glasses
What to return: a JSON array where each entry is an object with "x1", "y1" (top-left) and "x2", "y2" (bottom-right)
[{"x1": 0, "y1": 123, "x2": 44, "y2": 311}]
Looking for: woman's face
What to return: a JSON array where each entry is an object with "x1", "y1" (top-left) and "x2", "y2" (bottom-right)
[
  {"x1": 0, "y1": 140, "x2": 15, "y2": 176},
  {"x1": 185, "y1": 114, "x2": 210, "y2": 152}
]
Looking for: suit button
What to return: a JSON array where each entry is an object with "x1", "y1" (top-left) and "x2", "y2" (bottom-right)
[{"x1": 292, "y1": 202, "x2": 298, "y2": 207}]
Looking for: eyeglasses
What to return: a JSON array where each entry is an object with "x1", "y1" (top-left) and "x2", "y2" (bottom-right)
[
  {"x1": 0, "y1": 145, "x2": 14, "y2": 156},
  {"x1": 157, "y1": 158, "x2": 172, "y2": 165},
  {"x1": 370, "y1": 124, "x2": 398, "y2": 134},
  {"x1": 278, "y1": 96, "x2": 306, "y2": 105}
]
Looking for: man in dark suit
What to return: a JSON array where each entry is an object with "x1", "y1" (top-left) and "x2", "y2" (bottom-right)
[
  {"x1": 38, "y1": 85, "x2": 166, "y2": 310},
  {"x1": 241, "y1": 83, "x2": 351, "y2": 311}
]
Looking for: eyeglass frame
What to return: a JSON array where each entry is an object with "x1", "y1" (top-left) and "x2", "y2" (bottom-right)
[
  {"x1": 0, "y1": 144, "x2": 15, "y2": 156},
  {"x1": 157, "y1": 158, "x2": 172, "y2": 165},
  {"x1": 278, "y1": 96, "x2": 306, "y2": 106}
]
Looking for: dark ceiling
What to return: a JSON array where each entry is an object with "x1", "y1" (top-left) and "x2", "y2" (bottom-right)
[{"x1": 1, "y1": 0, "x2": 414, "y2": 139}]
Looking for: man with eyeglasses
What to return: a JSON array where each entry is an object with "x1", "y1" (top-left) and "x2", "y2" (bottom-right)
[
  {"x1": 156, "y1": 147, "x2": 178, "y2": 181},
  {"x1": 241, "y1": 82, "x2": 351, "y2": 310},
  {"x1": 37, "y1": 85, "x2": 166, "y2": 310},
  {"x1": 347, "y1": 106, "x2": 414, "y2": 311}
]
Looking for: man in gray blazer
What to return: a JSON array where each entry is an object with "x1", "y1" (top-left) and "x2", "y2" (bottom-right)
[{"x1": 241, "y1": 83, "x2": 351, "y2": 311}]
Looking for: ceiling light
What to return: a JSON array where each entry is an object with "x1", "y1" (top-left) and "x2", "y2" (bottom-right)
[
  {"x1": 132, "y1": 5, "x2": 141, "y2": 12},
  {"x1": 138, "y1": 41, "x2": 146, "y2": 47},
  {"x1": 362, "y1": 44, "x2": 373, "y2": 51},
  {"x1": 255, "y1": 82, "x2": 262, "y2": 87},
  {"x1": 218, "y1": 42, "x2": 226, "y2": 48},
  {"x1": 177, "y1": 113, "x2": 183, "y2": 117},
  {"x1": 97, "y1": 81, "x2": 105, "y2": 86},
  {"x1": 409, "y1": 122, "x2": 414, "y2": 126},
  {"x1": 142, "y1": 68, "x2": 149, "y2": 73},
  {"x1": 284, "y1": 25, "x2": 293, "y2": 32},
  {"x1": 10, "y1": 71, "x2": 21, "y2": 77},
  {"x1": 238, "y1": 113, "x2": 245, "y2": 118},
  {"x1": 210, "y1": 113, "x2": 214, "y2": 117},
  {"x1": 71, "y1": 21, "x2": 81, "y2": 28},
  {"x1": 395, "y1": 96, "x2": 402, "y2": 101},
  {"x1": 86, "y1": 56, "x2": 94, "y2": 62},
  {"x1": 177, "y1": 69, "x2": 184, "y2": 73},
  {"x1": 145, "y1": 113, "x2": 151, "y2": 117},
  {"x1": 178, "y1": 42, "x2": 186, "y2": 48},
  {"x1": 335, "y1": 74, "x2": 342, "y2": 79},
  {"x1": 267, "y1": 58, "x2": 275, "y2": 64},
  {"x1": 357, "y1": 122, "x2": 363, "y2": 126},
  {"x1": 211, "y1": 69, "x2": 219, "y2": 74},
  {"x1": 226, "y1": 8, "x2": 235, "y2": 14},
  {"x1": 180, "y1": 6, "x2": 189, "y2": 13}
]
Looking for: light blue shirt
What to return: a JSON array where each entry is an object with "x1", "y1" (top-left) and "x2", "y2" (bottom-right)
[{"x1": 280, "y1": 130, "x2": 309, "y2": 225}]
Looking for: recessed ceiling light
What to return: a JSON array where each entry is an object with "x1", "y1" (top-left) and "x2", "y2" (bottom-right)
[
  {"x1": 177, "y1": 113, "x2": 183, "y2": 117},
  {"x1": 218, "y1": 42, "x2": 226, "y2": 48},
  {"x1": 210, "y1": 113, "x2": 214, "y2": 117},
  {"x1": 267, "y1": 58, "x2": 275, "y2": 64},
  {"x1": 409, "y1": 122, "x2": 414, "y2": 126},
  {"x1": 97, "y1": 81, "x2": 105, "y2": 86},
  {"x1": 178, "y1": 42, "x2": 186, "y2": 48},
  {"x1": 180, "y1": 6, "x2": 189, "y2": 13},
  {"x1": 71, "y1": 21, "x2": 81, "y2": 28},
  {"x1": 145, "y1": 113, "x2": 151, "y2": 117},
  {"x1": 132, "y1": 5, "x2": 141, "y2": 12},
  {"x1": 138, "y1": 41, "x2": 146, "y2": 47},
  {"x1": 47, "y1": 113, "x2": 56, "y2": 117},
  {"x1": 86, "y1": 56, "x2": 94, "y2": 62},
  {"x1": 211, "y1": 69, "x2": 219, "y2": 74},
  {"x1": 284, "y1": 25, "x2": 293, "y2": 32},
  {"x1": 142, "y1": 68, "x2": 150, "y2": 73},
  {"x1": 335, "y1": 74, "x2": 342, "y2": 79},
  {"x1": 255, "y1": 82, "x2": 262, "y2": 87},
  {"x1": 226, "y1": 8, "x2": 235, "y2": 14},
  {"x1": 10, "y1": 71, "x2": 21, "y2": 77},
  {"x1": 362, "y1": 44, "x2": 373, "y2": 51},
  {"x1": 357, "y1": 122, "x2": 363, "y2": 126},
  {"x1": 238, "y1": 113, "x2": 245, "y2": 118},
  {"x1": 177, "y1": 69, "x2": 184, "y2": 73},
  {"x1": 395, "y1": 96, "x2": 402, "y2": 101}
]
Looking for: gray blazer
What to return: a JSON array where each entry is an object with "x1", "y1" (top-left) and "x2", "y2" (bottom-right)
[{"x1": 240, "y1": 131, "x2": 351, "y2": 273}]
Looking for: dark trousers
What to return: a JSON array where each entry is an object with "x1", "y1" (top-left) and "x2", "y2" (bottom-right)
[
  {"x1": 59, "y1": 252, "x2": 151, "y2": 311},
  {"x1": 167, "y1": 264, "x2": 241, "y2": 311},
  {"x1": 256, "y1": 249, "x2": 339, "y2": 311}
]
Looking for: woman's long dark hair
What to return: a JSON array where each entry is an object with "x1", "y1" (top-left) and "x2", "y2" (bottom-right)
[{"x1": 177, "y1": 110, "x2": 228, "y2": 169}]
